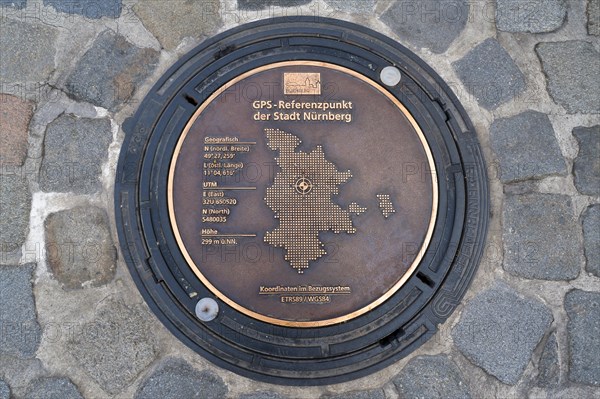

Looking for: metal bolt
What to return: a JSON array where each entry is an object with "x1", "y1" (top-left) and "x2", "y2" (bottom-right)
[
  {"x1": 380, "y1": 66, "x2": 402, "y2": 87},
  {"x1": 195, "y1": 298, "x2": 219, "y2": 322}
]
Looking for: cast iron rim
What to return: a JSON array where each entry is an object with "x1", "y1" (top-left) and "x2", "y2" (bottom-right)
[{"x1": 115, "y1": 16, "x2": 489, "y2": 385}]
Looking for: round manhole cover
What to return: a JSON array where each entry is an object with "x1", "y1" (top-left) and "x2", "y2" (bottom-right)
[{"x1": 116, "y1": 17, "x2": 489, "y2": 385}]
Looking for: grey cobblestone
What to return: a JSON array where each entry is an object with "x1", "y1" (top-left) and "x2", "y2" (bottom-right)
[
  {"x1": 536, "y1": 41, "x2": 600, "y2": 113},
  {"x1": 324, "y1": 0, "x2": 376, "y2": 14},
  {"x1": 565, "y1": 290, "x2": 600, "y2": 386},
  {"x1": 0, "y1": 380, "x2": 9, "y2": 399},
  {"x1": 573, "y1": 125, "x2": 600, "y2": 196},
  {"x1": 43, "y1": 0, "x2": 122, "y2": 19},
  {"x1": 381, "y1": 0, "x2": 469, "y2": 54},
  {"x1": 64, "y1": 30, "x2": 159, "y2": 111},
  {"x1": 496, "y1": 0, "x2": 566, "y2": 33},
  {"x1": 39, "y1": 114, "x2": 112, "y2": 194},
  {"x1": 0, "y1": 264, "x2": 41, "y2": 359},
  {"x1": 0, "y1": 17, "x2": 58, "y2": 83},
  {"x1": 67, "y1": 299, "x2": 158, "y2": 394},
  {"x1": 134, "y1": 358, "x2": 227, "y2": 399},
  {"x1": 134, "y1": 0, "x2": 221, "y2": 50},
  {"x1": 503, "y1": 193, "x2": 581, "y2": 280},
  {"x1": 582, "y1": 204, "x2": 600, "y2": 277},
  {"x1": 452, "y1": 283, "x2": 553, "y2": 385},
  {"x1": 44, "y1": 206, "x2": 117, "y2": 289},
  {"x1": 452, "y1": 38, "x2": 526, "y2": 110},
  {"x1": 0, "y1": 0, "x2": 26, "y2": 9},
  {"x1": 536, "y1": 333, "x2": 559, "y2": 388},
  {"x1": 0, "y1": 174, "x2": 31, "y2": 253},
  {"x1": 588, "y1": 0, "x2": 600, "y2": 35},
  {"x1": 237, "y1": 0, "x2": 310, "y2": 10},
  {"x1": 393, "y1": 355, "x2": 470, "y2": 399},
  {"x1": 490, "y1": 111, "x2": 566, "y2": 183},
  {"x1": 24, "y1": 377, "x2": 83, "y2": 399}
]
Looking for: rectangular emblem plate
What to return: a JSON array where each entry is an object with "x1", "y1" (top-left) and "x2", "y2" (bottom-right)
[{"x1": 284, "y1": 72, "x2": 321, "y2": 95}]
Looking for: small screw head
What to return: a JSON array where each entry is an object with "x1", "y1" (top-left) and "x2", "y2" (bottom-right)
[
  {"x1": 380, "y1": 66, "x2": 402, "y2": 87},
  {"x1": 195, "y1": 298, "x2": 219, "y2": 322}
]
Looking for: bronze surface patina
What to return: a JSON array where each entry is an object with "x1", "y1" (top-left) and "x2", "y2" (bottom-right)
[{"x1": 168, "y1": 61, "x2": 438, "y2": 327}]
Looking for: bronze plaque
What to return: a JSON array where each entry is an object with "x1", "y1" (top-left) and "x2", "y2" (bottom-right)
[{"x1": 168, "y1": 61, "x2": 437, "y2": 327}]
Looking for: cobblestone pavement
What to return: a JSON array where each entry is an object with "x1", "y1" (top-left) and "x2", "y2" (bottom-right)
[{"x1": 0, "y1": 1, "x2": 598, "y2": 398}]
